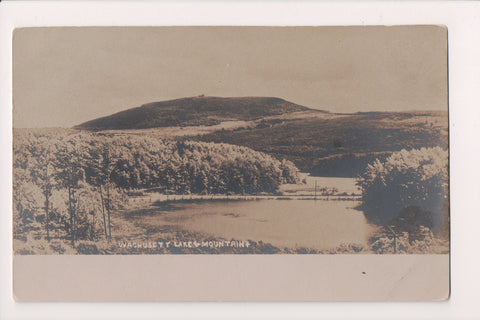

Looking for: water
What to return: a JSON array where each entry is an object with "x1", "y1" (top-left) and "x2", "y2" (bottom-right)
[{"x1": 134, "y1": 199, "x2": 374, "y2": 251}]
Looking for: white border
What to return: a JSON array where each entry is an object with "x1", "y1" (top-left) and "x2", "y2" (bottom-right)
[{"x1": 1, "y1": 1, "x2": 480, "y2": 319}]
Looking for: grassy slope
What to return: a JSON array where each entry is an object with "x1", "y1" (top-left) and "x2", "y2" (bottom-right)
[
  {"x1": 75, "y1": 96, "x2": 311, "y2": 130},
  {"x1": 184, "y1": 111, "x2": 448, "y2": 177}
]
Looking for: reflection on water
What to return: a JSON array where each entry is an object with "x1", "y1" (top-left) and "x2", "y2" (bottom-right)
[{"x1": 136, "y1": 199, "x2": 375, "y2": 250}]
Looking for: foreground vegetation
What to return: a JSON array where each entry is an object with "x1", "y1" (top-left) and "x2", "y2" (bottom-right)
[
  {"x1": 13, "y1": 111, "x2": 449, "y2": 255},
  {"x1": 14, "y1": 209, "x2": 449, "y2": 255},
  {"x1": 356, "y1": 147, "x2": 449, "y2": 253},
  {"x1": 357, "y1": 147, "x2": 449, "y2": 227},
  {"x1": 13, "y1": 129, "x2": 300, "y2": 249}
]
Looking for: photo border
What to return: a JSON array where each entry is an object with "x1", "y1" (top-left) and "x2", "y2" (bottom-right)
[{"x1": 1, "y1": 1, "x2": 479, "y2": 319}]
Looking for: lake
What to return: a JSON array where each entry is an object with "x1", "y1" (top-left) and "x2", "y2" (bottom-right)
[{"x1": 128, "y1": 198, "x2": 375, "y2": 251}]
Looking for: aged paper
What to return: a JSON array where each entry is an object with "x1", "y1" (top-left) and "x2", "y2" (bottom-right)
[{"x1": 12, "y1": 26, "x2": 449, "y2": 301}]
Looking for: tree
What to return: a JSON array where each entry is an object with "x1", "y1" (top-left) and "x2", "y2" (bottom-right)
[
  {"x1": 30, "y1": 140, "x2": 57, "y2": 241},
  {"x1": 98, "y1": 145, "x2": 116, "y2": 241},
  {"x1": 86, "y1": 146, "x2": 109, "y2": 240},
  {"x1": 12, "y1": 129, "x2": 302, "y2": 251},
  {"x1": 56, "y1": 142, "x2": 86, "y2": 246},
  {"x1": 356, "y1": 147, "x2": 448, "y2": 234}
]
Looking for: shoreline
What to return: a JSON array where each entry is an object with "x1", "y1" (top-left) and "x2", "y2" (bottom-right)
[{"x1": 12, "y1": 182, "x2": 448, "y2": 256}]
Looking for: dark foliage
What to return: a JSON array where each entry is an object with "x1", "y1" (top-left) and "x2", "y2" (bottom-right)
[
  {"x1": 186, "y1": 112, "x2": 448, "y2": 176},
  {"x1": 76, "y1": 96, "x2": 309, "y2": 130},
  {"x1": 356, "y1": 147, "x2": 449, "y2": 234}
]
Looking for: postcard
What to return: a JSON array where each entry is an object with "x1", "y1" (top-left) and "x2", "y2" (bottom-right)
[{"x1": 12, "y1": 26, "x2": 449, "y2": 301}]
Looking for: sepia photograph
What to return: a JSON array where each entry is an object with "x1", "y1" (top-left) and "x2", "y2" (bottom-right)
[
  {"x1": 12, "y1": 26, "x2": 449, "y2": 257},
  {"x1": 3, "y1": 0, "x2": 480, "y2": 315}
]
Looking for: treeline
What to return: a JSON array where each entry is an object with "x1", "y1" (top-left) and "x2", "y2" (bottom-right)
[
  {"x1": 13, "y1": 130, "x2": 301, "y2": 246},
  {"x1": 309, "y1": 152, "x2": 392, "y2": 177}
]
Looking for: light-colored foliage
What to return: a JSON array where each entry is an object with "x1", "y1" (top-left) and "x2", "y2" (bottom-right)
[
  {"x1": 13, "y1": 129, "x2": 301, "y2": 248},
  {"x1": 356, "y1": 147, "x2": 448, "y2": 228}
]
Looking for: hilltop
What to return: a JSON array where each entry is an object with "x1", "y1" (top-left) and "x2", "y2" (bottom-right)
[
  {"x1": 75, "y1": 96, "x2": 448, "y2": 177},
  {"x1": 75, "y1": 96, "x2": 312, "y2": 130}
]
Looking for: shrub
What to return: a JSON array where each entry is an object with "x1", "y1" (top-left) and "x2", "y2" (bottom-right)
[
  {"x1": 369, "y1": 225, "x2": 449, "y2": 254},
  {"x1": 356, "y1": 147, "x2": 448, "y2": 233},
  {"x1": 327, "y1": 243, "x2": 366, "y2": 254}
]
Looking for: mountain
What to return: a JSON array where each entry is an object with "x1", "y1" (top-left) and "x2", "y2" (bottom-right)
[
  {"x1": 75, "y1": 96, "x2": 312, "y2": 130},
  {"x1": 75, "y1": 95, "x2": 448, "y2": 177}
]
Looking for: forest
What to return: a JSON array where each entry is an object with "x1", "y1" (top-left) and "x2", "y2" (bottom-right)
[{"x1": 13, "y1": 129, "x2": 301, "y2": 248}]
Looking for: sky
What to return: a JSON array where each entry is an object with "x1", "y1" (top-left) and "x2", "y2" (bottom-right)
[{"x1": 13, "y1": 26, "x2": 448, "y2": 128}]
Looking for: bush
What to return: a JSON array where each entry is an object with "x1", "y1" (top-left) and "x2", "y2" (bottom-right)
[
  {"x1": 13, "y1": 236, "x2": 78, "y2": 255},
  {"x1": 356, "y1": 147, "x2": 448, "y2": 233},
  {"x1": 369, "y1": 225, "x2": 449, "y2": 254}
]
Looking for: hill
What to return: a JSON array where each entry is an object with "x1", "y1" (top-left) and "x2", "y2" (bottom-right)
[
  {"x1": 75, "y1": 96, "x2": 311, "y2": 130},
  {"x1": 183, "y1": 111, "x2": 448, "y2": 177},
  {"x1": 75, "y1": 96, "x2": 448, "y2": 177}
]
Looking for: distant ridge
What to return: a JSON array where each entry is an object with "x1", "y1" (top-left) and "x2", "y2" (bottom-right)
[{"x1": 75, "y1": 96, "x2": 313, "y2": 130}]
